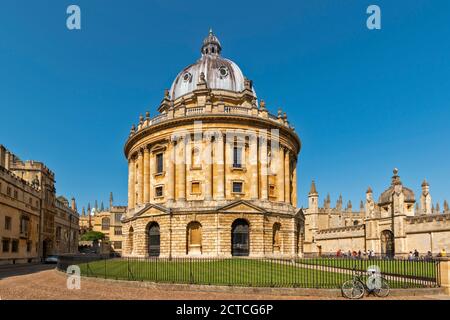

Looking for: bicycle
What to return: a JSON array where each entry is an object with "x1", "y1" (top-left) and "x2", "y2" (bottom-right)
[{"x1": 341, "y1": 267, "x2": 390, "y2": 299}]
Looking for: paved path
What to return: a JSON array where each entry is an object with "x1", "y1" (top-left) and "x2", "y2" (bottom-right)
[{"x1": 0, "y1": 264, "x2": 447, "y2": 300}]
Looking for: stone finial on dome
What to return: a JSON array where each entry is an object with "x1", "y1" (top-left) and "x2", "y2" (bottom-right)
[
  {"x1": 366, "y1": 186, "x2": 373, "y2": 194},
  {"x1": 130, "y1": 124, "x2": 136, "y2": 135},
  {"x1": 392, "y1": 168, "x2": 402, "y2": 186},
  {"x1": 244, "y1": 78, "x2": 253, "y2": 90},
  {"x1": 201, "y1": 29, "x2": 222, "y2": 55},
  {"x1": 277, "y1": 108, "x2": 282, "y2": 118},
  {"x1": 145, "y1": 111, "x2": 150, "y2": 119},
  {"x1": 199, "y1": 72, "x2": 206, "y2": 83},
  {"x1": 260, "y1": 99, "x2": 266, "y2": 110}
]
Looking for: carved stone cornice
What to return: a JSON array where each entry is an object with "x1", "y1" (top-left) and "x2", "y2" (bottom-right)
[{"x1": 124, "y1": 114, "x2": 301, "y2": 157}]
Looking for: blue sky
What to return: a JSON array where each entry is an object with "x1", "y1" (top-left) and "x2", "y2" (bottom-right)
[{"x1": 0, "y1": 0, "x2": 449, "y2": 211}]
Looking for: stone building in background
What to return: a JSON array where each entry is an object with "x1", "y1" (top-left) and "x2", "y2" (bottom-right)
[
  {"x1": 304, "y1": 169, "x2": 450, "y2": 257},
  {"x1": 0, "y1": 145, "x2": 79, "y2": 264},
  {"x1": 79, "y1": 192, "x2": 126, "y2": 254},
  {"x1": 122, "y1": 30, "x2": 302, "y2": 258}
]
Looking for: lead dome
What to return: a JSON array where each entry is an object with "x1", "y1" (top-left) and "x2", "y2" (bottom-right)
[{"x1": 169, "y1": 30, "x2": 256, "y2": 100}]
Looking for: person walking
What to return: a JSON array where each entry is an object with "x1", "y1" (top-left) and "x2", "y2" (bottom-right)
[{"x1": 414, "y1": 249, "x2": 419, "y2": 260}]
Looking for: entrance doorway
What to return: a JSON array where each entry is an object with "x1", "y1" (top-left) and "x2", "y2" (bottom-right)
[
  {"x1": 231, "y1": 219, "x2": 249, "y2": 256},
  {"x1": 380, "y1": 230, "x2": 395, "y2": 257},
  {"x1": 148, "y1": 223, "x2": 160, "y2": 257}
]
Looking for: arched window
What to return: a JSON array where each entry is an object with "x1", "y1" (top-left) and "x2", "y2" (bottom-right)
[
  {"x1": 128, "y1": 227, "x2": 134, "y2": 254},
  {"x1": 101, "y1": 217, "x2": 110, "y2": 231},
  {"x1": 186, "y1": 221, "x2": 202, "y2": 255},
  {"x1": 231, "y1": 219, "x2": 249, "y2": 256},
  {"x1": 148, "y1": 222, "x2": 160, "y2": 257},
  {"x1": 273, "y1": 223, "x2": 281, "y2": 253}
]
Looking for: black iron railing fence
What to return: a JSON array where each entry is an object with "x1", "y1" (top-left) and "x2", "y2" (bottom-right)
[{"x1": 57, "y1": 255, "x2": 440, "y2": 289}]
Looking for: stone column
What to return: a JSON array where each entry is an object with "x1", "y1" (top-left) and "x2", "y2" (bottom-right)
[
  {"x1": 277, "y1": 146, "x2": 285, "y2": 202},
  {"x1": 128, "y1": 157, "x2": 135, "y2": 209},
  {"x1": 167, "y1": 139, "x2": 175, "y2": 203},
  {"x1": 143, "y1": 147, "x2": 150, "y2": 203},
  {"x1": 215, "y1": 133, "x2": 225, "y2": 200},
  {"x1": 138, "y1": 150, "x2": 144, "y2": 205},
  {"x1": 439, "y1": 258, "x2": 450, "y2": 295},
  {"x1": 292, "y1": 162, "x2": 297, "y2": 207},
  {"x1": 249, "y1": 134, "x2": 258, "y2": 199},
  {"x1": 204, "y1": 135, "x2": 213, "y2": 200},
  {"x1": 284, "y1": 149, "x2": 291, "y2": 204},
  {"x1": 260, "y1": 137, "x2": 268, "y2": 200},
  {"x1": 176, "y1": 137, "x2": 186, "y2": 201}
]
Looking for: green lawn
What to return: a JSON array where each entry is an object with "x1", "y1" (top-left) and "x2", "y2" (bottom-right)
[{"x1": 74, "y1": 258, "x2": 436, "y2": 289}]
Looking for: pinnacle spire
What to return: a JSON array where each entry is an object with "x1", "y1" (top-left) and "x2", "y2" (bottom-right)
[{"x1": 309, "y1": 180, "x2": 318, "y2": 195}]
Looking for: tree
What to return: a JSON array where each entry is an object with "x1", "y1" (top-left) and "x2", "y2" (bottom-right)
[{"x1": 80, "y1": 231, "x2": 105, "y2": 241}]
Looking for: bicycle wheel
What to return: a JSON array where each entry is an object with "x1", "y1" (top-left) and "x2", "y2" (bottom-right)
[
  {"x1": 373, "y1": 278, "x2": 390, "y2": 298},
  {"x1": 341, "y1": 280, "x2": 365, "y2": 299}
]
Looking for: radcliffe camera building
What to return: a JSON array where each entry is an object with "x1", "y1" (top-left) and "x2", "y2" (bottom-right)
[
  {"x1": 122, "y1": 30, "x2": 302, "y2": 258},
  {"x1": 0, "y1": 145, "x2": 79, "y2": 264}
]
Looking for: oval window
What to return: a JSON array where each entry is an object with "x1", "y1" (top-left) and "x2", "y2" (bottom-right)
[
  {"x1": 183, "y1": 72, "x2": 192, "y2": 82},
  {"x1": 218, "y1": 66, "x2": 228, "y2": 78}
]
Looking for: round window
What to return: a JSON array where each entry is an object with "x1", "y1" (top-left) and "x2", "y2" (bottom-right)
[
  {"x1": 182, "y1": 72, "x2": 192, "y2": 82},
  {"x1": 218, "y1": 66, "x2": 228, "y2": 78}
]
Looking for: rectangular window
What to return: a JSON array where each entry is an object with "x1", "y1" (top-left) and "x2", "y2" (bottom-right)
[
  {"x1": 5, "y1": 216, "x2": 11, "y2": 230},
  {"x1": 2, "y1": 239, "x2": 10, "y2": 252},
  {"x1": 26, "y1": 241, "x2": 32, "y2": 252},
  {"x1": 6, "y1": 186, "x2": 11, "y2": 196},
  {"x1": 20, "y1": 216, "x2": 30, "y2": 235},
  {"x1": 232, "y1": 182, "x2": 243, "y2": 194},
  {"x1": 269, "y1": 185, "x2": 276, "y2": 197},
  {"x1": 113, "y1": 241, "x2": 122, "y2": 249},
  {"x1": 233, "y1": 147, "x2": 242, "y2": 168},
  {"x1": 11, "y1": 239, "x2": 19, "y2": 253},
  {"x1": 155, "y1": 186, "x2": 163, "y2": 198},
  {"x1": 13, "y1": 190, "x2": 18, "y2": 199},
  {"x1": 56, "y1": 226, "x2": 62, "y2": 240},
  {"x1": 191, "y1": 182, "x2": 201, "y2": 194},
  {"x1": 156, "y1": 153, "x2": 164, "y2": 173},
  {"x1": 115, "y1": 213, "x2": 122, "y2": 222},
  {"x1": 114, "y1": 227, "x2": 122, "y2": 236}
]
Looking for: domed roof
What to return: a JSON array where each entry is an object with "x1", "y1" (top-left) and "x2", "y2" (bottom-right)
[
  {"x1": 378, "y1": 169, "x2": 416, "y2": 204},
  {"x1": 169, "y1": 30, "x2": 255, "y2": 100},
  {"x1": 378, "y1": 186, "x2": 415, "y2": 204}
]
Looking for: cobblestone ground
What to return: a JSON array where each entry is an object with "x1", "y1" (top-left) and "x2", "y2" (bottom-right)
[{"x1": 0, "y1": 264, "x2": 447, "y2": 300}]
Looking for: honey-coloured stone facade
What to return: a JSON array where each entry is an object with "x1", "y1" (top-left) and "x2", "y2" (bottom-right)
[{"x1": 122, "y1": 31, "x2": 303, "y2": 258}]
